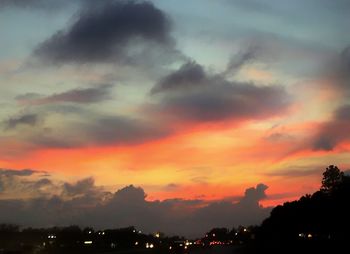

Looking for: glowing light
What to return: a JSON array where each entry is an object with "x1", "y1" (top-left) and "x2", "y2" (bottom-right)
[
  {"x1": 146, "y1": 243, "x2": 154, "y2": 249},
  {"x1": 84, "y1": 241, "x2": 93, "y2": 245},
  {"x1": 135, "y1": 241, "x2": 139, "y2": 245},
  {"x1": 169, "y1": 246, "x2": 172, "y2": 250},
  {"x1": 155, "y1": 232, "x2": 160, "y2": 238},
  {"x1": 307, "y1": 234, "x2": 312, "y2": 238}
]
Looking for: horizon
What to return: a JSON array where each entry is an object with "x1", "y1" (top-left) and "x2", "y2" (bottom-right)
[{"x1": 1, "y1": 0, "x2": 350, "y2": 237}]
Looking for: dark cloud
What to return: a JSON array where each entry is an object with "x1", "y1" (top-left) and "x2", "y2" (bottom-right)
[
  {"x1": 337, "y1": 46, "x2": 350, "y2": 88},
  {"x1": 17, "y1": 84, "x2": 113, "y2": 105},
  {"x1": 0, "y1": 168, "x2": 38, "y2": 177},
  {"x1": 335, "y1": 104, "x2": 350, "y2": 119},
  {"x1": 33, "y1": 178, "x2": 53, "y2": 188},
  {"x1": 224, "y1": 45, "x2": 261, "y2": 76},
  {"x1": 312, "y1": 104, "x2": 350, "y2": 151},
  {"x1": 79, "y1": 116, "x2": 170, "y2": 146},
  {"x1": 160, "y1": 84, "x2": 288, "y2": 122},
  {"x1": 0, "y1": 169, "x2": 50, "y2": 197},
  {"x1": 148, "y1": 61, "x2": 290, "y2": 123},
  {"x1": 27, "y1": 115, "x2": 170, "y2": 149},
  {"x1": 0, "y1": 181, "x2": 271, "y2": 237},
  {"x1": 150, "y1": 61, "x2": 207, "y2": 94},
  {"x1": 3, "y1": 114, "x2": 38, "y2": 130},
  {"x1": 63, "y1": 177, "x2": 96, "y2": 197},
  {"x1": 34, "y1": 0, "x2": 174, "y2": 64},
  {"x1": 322, "y1": 45, "x2": 350, "y2": 92}
]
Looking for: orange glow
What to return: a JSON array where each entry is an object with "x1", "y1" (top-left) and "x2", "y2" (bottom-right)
[{"x1": 2, "y1": 109, "x2": 350, "y2": 206}]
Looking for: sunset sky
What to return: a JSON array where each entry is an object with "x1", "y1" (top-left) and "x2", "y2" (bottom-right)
[{"x1": 0, "y1": 0, "x2": 349, "y2": 236}]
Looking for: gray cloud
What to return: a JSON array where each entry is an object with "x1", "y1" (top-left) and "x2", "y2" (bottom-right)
[
  {"x1": 17, "y1": 84, "x2": 113, "y2": 105},
  {"x1": 0, "y1": 168, "x2": 50, "y2": 197},
  {"x1": 0, "y1": 168, "x2": 39, "y2": 177},
  {"x1": 150, "y1": 61, "x2": 207, "y2": 94},
  {"x1": 3, "y1": 114, "x2": 38, "y2": 130},
  {"x1": 26, "y1": 115, "x2": 170, "y2": 149},
  {"x1": 224, "y1": 44, "x2": 261, "y2": 76},
  {"x1": 62, "y1": 177, "x2": 96, "y2": 197},
  {"x1": 312, "y1": 104, "x2": 350, "y2": 151},
  {"x1": 149, "y1": 62, "x2": 290, "y2": 123},
  {"x1": 339, "y1": 46, "x2": 350, "y2": 89},
  {"x1": 309, "y1": 45, "x2": 350, "y2": 151},
  {"x1": 0, "y1": 181, "x2": 271, "y2": 237},
  {"x1": 34, "y1": 0, "x2": 175, "y2": 64},
  {"x1": 326, "y1": 46, "x2": 350, "y2": 92}
]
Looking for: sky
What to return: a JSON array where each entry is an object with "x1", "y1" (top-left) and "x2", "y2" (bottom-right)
[{"x1": 0, "y1": 0, "x2": 350, "y2": 237}]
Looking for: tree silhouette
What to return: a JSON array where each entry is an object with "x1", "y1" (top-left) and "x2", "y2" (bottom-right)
[
  {"x1": 321, "y1": 165, "x2": 344, "y2": 193},
  {"x1": 254, "y1": 165, "x2": 350, "y2": 254}
]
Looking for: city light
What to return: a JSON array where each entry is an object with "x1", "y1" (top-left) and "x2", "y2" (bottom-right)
[
  {"x1": 146, "y1": 243, "x2": 154, "y2": 249},
  {"x1": 84, "y1": 241, "x2": 93, "y2": 245}
]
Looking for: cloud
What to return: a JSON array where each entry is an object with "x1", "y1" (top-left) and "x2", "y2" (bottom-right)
[
  {"x1": 223, "y1": 44, "x2": 261, "y2": 76},
  {"x1": 149, "y1": 61, "x2": 290, "y2": 123},
  {"x1": 3, "y1": 114, "x2": 38, "y2": 130},
  {"x1": 62, "y1": 177, "x2": 96, "y2": 197},
  {"x1": 0, "y1": 168, "x2": 51, "y2": 197},
  {"x1": 33, "y1": 0, "x2": 175, "y2": 64},
  {"x1": 324, "y1": 46, "x2": 350, "y2": 92},
  {"x1": 265, "y1": 168, "x2": 322, "y2": 178},
  {"x1": 0, "y1": 168, "x2": 38, "y2": 177},
  {"x1": 27, "y1": 115, "x2": 170, "y2": 149},
  {"x1": 338, "y1": 46, "x2": 350, "y2": 90},
  {"x1": 16, "y1": 84, "x2": 113, "y2": 105},
  {"x1": 0, "y1": 179, "x2": 271, "y2": 237},
  {"x1": 312, "y1": 104, "x2": 350, "y2": 151},
  {"x1": 150, "y1": 61, "x2": 207, "y2": 94}
]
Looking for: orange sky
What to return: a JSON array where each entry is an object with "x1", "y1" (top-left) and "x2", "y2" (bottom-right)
[{"x1": 1, "y1": 0, "x2": 350, "y2": 213}]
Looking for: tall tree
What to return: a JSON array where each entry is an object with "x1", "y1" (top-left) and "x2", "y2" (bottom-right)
[{"x1": 321, "y1": 165, "x2": 344, "y2": 192}]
